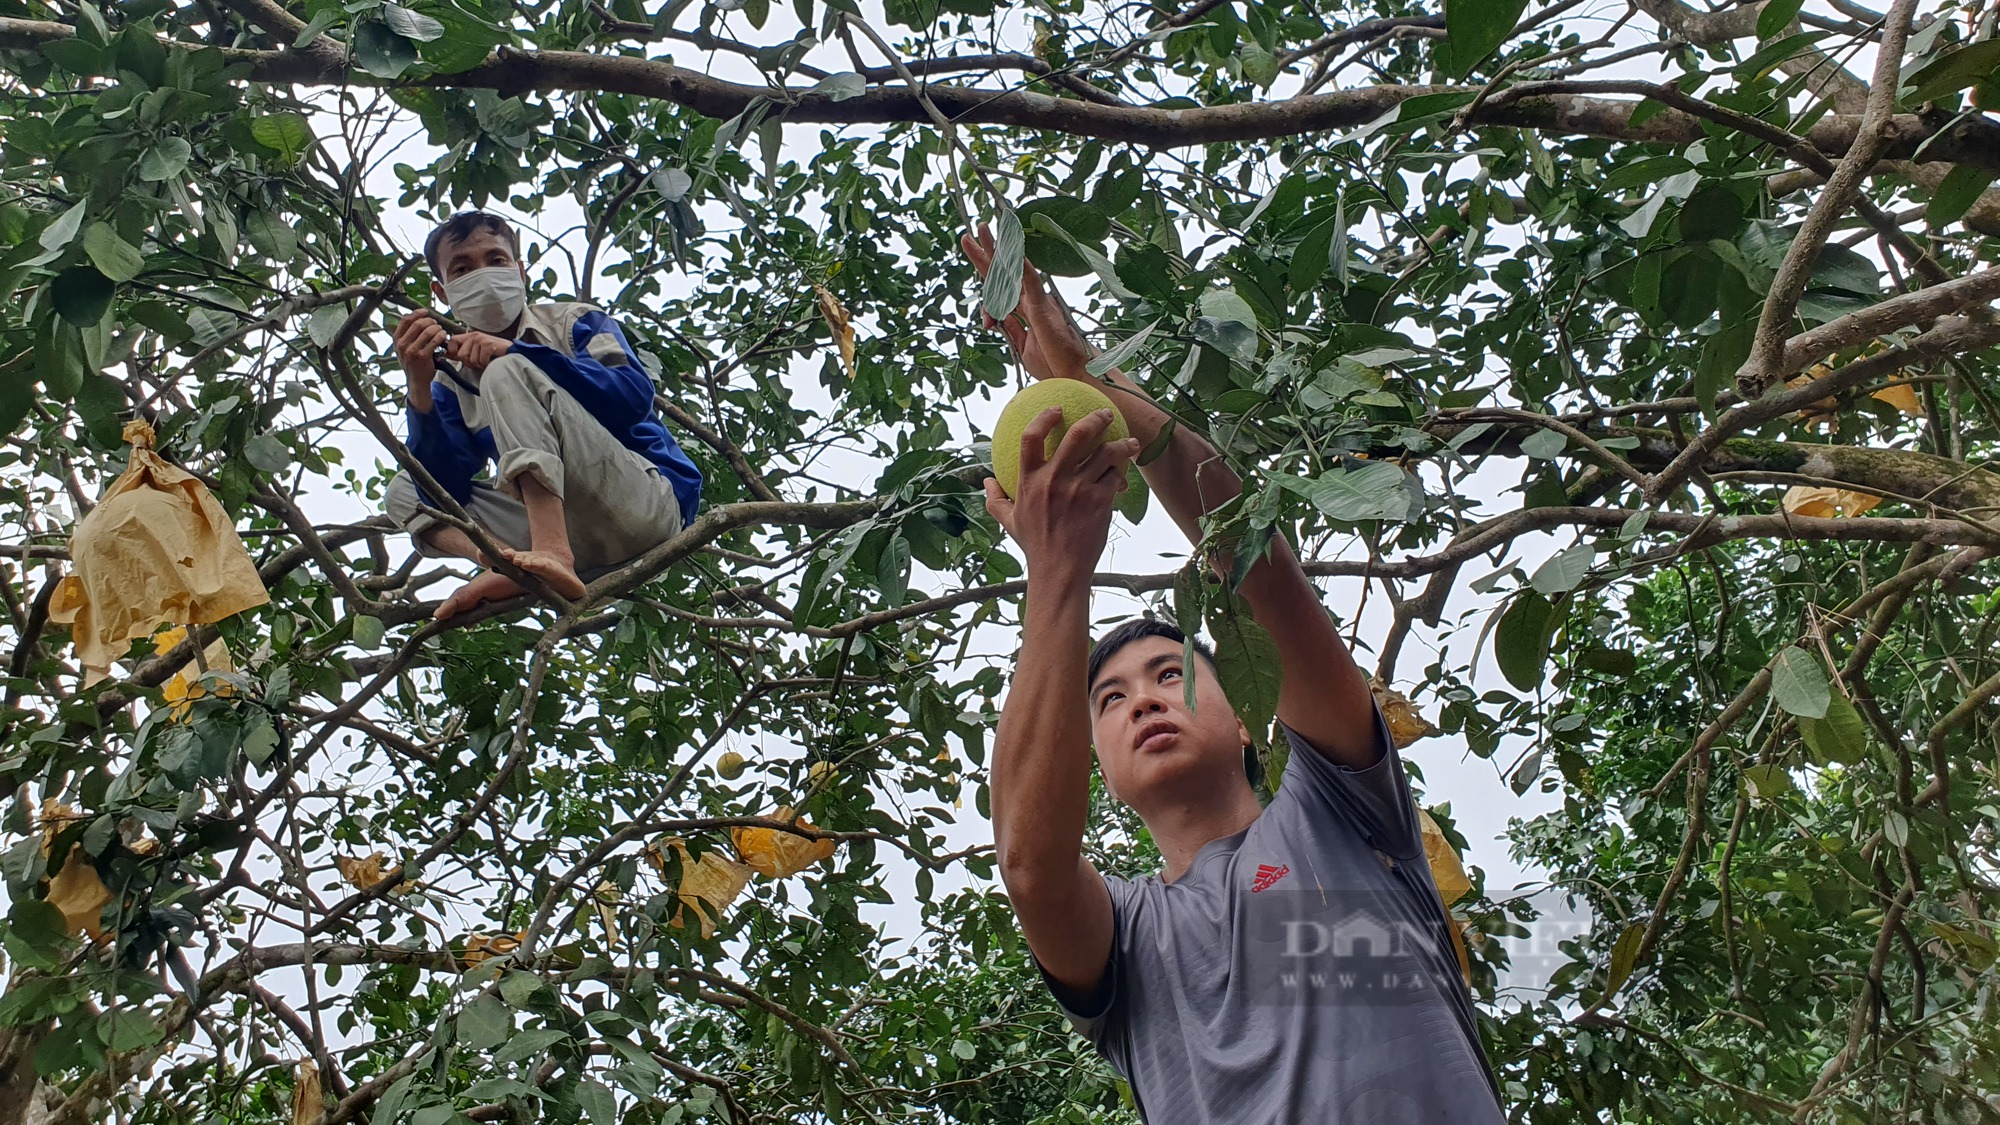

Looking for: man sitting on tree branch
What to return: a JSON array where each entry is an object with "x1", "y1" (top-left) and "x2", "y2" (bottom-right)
[
  {"x1": 964, "y1": 231, "x2": 1504, "y2": 1122},
  {"x1": 385, "y1": 212, "x2": 704, "y2": 620}
]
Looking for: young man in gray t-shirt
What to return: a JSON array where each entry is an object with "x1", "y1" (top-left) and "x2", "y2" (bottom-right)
[{"x1": 963, "y1": 230, "x2": 1505, "y2": 1123}]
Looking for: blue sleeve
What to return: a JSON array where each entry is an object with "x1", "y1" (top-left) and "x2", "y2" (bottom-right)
[
  {"x1": 405, "y1": 382, "x2": 483, "y2": 505},
  {"x1": 506, "y1": 308, "x2": 658, "y2": 429}
]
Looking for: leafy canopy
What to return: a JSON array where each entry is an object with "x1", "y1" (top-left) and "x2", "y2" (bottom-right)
[{"x1": 2, "y1": 0, "x2": 1999, "y2": 1121}]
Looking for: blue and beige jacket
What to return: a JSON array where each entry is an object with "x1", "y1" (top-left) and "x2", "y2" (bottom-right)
[{"x1": 404, "y1": 302, "x2": 703, "y2": 526}]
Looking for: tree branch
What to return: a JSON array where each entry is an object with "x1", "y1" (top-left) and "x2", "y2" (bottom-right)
[{"x1": 2, "y1": 19, "x2": 1997, "y2": 163}]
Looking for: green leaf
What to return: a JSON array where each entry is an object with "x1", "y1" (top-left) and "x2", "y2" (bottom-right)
[
  {"x1": 1028, "y1": 212, "x2": 1134, "y2": 298},
  {"x1": 52, "y1": 266, "x2": 116, "y2": 326},
  {"x1": 1756, "y1": 0, "x2": 1804, "y2": 40},
  {"x1": 1207, "y1": 602, "x2": 1281, "y2": 744},
  {"x1": 1019, "y1": 196, "x2": 1112, "y2": 278},
  {"x1": 1733, "y1": 30, "x2": 1828, "y2": 80},
  {"x1": 293, "y1": 9, "x2": 339, "y2": 47},
  {"x1": 42, "y1": 38, "x2": 105, "y2": 76},
  {"x1": 950, "y1": 1038, "x2": 976, "y2": 1060},
  {"x1": 1443, "y1": 0, "x2": 1528, "y2": 76},
  {"x1": 1086, "y1": 319, "x2": 1157, "y2": 376},
  {"x1": 38, "y1": 201, "x2": 89, "y2": 256},
  {"x1": 812, "y1": 72, "x2": 866, "y2": 101},
  {"x1": 1604, "y1": 921, "x2": 1644, "y2": 998},
  {"x1": 351, "y1": 614, "x2": 385, "y2": 651},
  {"x1": 244, "y1": 210, "x2": 298, "y2": 260},
  {"x1": 491, "y1": 1026, "x2": 566, "y2": 1064},
  {"x1": 81, "y1": 223, "x2": 143, "y2": 283},
  {"x1": 102, "y1": 1009, "x2": 163, "y2": 1052},
  {"x1": 457, "y1": 993, "x2": 511, "y2": 1050},
  {"x1": 1115, "y1": 463, "x2": 1150, "y2": 523},
  {"x1": 307, "y1": 304, "x2": 350, "y2": 348},
  {"x1": 416, "y1": 10, "x2": 503, "y2": 72},
  {"x1": 1136, "y1": 417, "x2": 1176, "y2": 466},
  {"x1": 1495, "y1": 592, "x2": 1557, "y2": 692},
  {"x1": 1770, "y1": 646, "x2": 1831, "y2": 719},
  {"x1": 1904, "y1": 40, "x2": 2000, "y2": 105},
  {"x1": 1800, "y1": 694, "x2": 1866, "y2": 766},
  {"x1": 577, "y1": 1078, "x2": 618, "y2": 1125},
  {"x1": 1928, "y1": 165, "x2": 1996, "y2": 229},
  {"x1": 1519, "y1": 428, "x2": 1565, "y2": 459},
  {"x1": 1190, "y1": 317, "x2": 1258, "y2": 366},
  {"x1": 246, "y1": 113, "x2": 310, "y2": 163},
  {"x1": 75, "y1": 373, "x2": 125, "y2": 447},
  {"x1": 1741, "y1": 763, "x2": 1795, "y2": 800},
  {"x1": 241, "y1": 431, "x2": 289, "y2": 473},
  {"x1": 1677, "y1": 184, "x2": 1744, "y2": 242},
  {"x1": 241, "y1": 713, "x2": 280, "y2": 767},
  {"x1": 1530, "y1": 544, "x2": 1593, "y2": 596},
  {"x1": 1198, "y1": 287, "x2": 1259, "y2": 332},
  {"x1": 1296, "y1": 460, "x2": 1413, "y2": 523},
  {"x1": 1289, "y1": 212, "x2": 1338, "y2": 292},
  {"x1": 1884, "y1": 808, "x2": 1910, "y2": 848},
  {"x1": 1808, "y1": 245, "x2": 1880, "y2": 298},
  {"x1": 1696, "y1": 319, "x2": 1755, "y2": 409},
  {"x1": 381, "y1": 3, "x2": 445, "y2": 41},
  {"x1": 1330, "y1": 195, "x2": 1350, "y2": 286},
  {"x1": 354, "y1": 20, "x2": 419, "y2": 79},
  {"x1": 876, "y1": 534, "x2": 909, "y2": 603},
  {"x1": 1240, "y1": 42, "x2": 1278, "y2": 87},
  {"x1": 498, "y1": 969, "x2": 542, "y2": 1006},
  {"x1": 137, "y1": 137, "x2": 191, "y2": 182},
  {"x1": 8, "y1": 899, "x2": 69, "y2": 955},
  {"x1": 981, "y1": 207, "x2": 1025, "y2": 322},
  {"x1": 1602, "y1": 155, "x2": 1693, "y2": 191}
]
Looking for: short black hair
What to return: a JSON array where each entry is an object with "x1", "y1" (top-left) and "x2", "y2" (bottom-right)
[
  {"x1": 1087, "y1": 617, "x2": 1214, "y2": 690},
  {"x1": 1086, "y1": 618, "x2": 1264, "y2": 788},
  {"x1": 424, "y1": 211, "x2": 519, "y2": 279}
]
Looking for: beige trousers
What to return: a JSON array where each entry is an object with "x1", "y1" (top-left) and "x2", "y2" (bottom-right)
[{"x1": 384, "y1": 353, "x2": 680, "y2": 578}]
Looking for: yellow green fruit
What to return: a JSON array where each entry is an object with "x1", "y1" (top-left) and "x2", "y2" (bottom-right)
[
  {"x1": 990, "y1": 380, "x2": 1129, "y2": 499},
  {"x1": 716, "y1": 751, "x2": 747, "y2": 780},
  {"x1": 807, "y1": 761, "x2": 835, "y2": 787}
]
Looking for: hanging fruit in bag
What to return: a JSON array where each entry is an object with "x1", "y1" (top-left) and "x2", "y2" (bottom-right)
[{"x1": 50, "y1": 420, "x2": 269, "y2": 684}]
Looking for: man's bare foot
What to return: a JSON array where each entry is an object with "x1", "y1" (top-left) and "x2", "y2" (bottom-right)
[
  {"x1": 431, "y1": 550, "x2": 585, "y2": 622},
  {"x1": 433, "y1": 569, "x2": 527, "y2": 621},
  {"x1": 499, "y1": 548, "x2": 586, "y2": 600}
]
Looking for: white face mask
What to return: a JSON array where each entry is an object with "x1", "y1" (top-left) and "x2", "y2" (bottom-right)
[{"x1": 442, "y1": 266, "x2": 526, "y2": 334}]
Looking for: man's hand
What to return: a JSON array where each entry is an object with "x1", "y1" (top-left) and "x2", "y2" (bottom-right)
[
  {"x1": 393, "y1": 309, "x2": 447, "y2": 387},
  {"x1": 961, "y1": 226, "x2": 1095, "y2": 384},
  {"x1": 446, "y1": 331, "x2": 512, "y2": 374},
  {"x1": 985, "y1": 406, "x2": 1139, "y2": 582}
]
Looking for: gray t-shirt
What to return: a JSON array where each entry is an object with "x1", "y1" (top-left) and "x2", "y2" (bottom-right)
[{"x1": 1043, "y1": 712, "x2": 1505, "y2": 1123}]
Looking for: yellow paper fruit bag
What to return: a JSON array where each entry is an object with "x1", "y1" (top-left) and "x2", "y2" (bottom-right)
[
  {"x1": 649, "y1": 839, "x2": 753, "y2": 938},
  {"x1": 50, "y1": 420, "x2": 269, "y2": 683},
  {"x1": 1782, "y1": 485, "x2": 1884, "y2": 519},
  {"x1": 47, "y1": 844, "x2": 113, "y2": 939},
  {"x1": 730, "y1": 808, "x2": 838, "y2": 879},
  {"x1": 1419, "y1": 810, "x2": 1475, "y2": 985},
  {"x1": 1419, "y1": 810, "x2": 1472, "y2": 907},
  {"x1": 1371, "y1": 683, "x2": 1439, "y2": 749},
  {"x1": 155, "y1": 625, "x2": 234, "y2": 720}
]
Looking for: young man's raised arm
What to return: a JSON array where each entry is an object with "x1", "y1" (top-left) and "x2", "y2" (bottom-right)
[
  {"x1": 986, "y1": 406, "x2": 1140, "y2": 997},
  {"x1": 963, "y1": 231, "x2": 1378, "y2": 770}
]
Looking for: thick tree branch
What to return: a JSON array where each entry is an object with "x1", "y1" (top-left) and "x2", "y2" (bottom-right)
[
  {"x1": 1740, "y1": 0, "x2": 1920, "y2": 401},
  {"x1": 3, "y1": 19, "x2": 1998, "y2": 164}
]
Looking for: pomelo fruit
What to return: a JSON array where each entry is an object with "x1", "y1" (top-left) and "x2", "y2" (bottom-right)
[
  {"x1": 716, "y1": 751, "x2": 747, "y2": 780},
  {"x1": 990, "y1": 380, "x2": 1130, "y2": 498}
]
